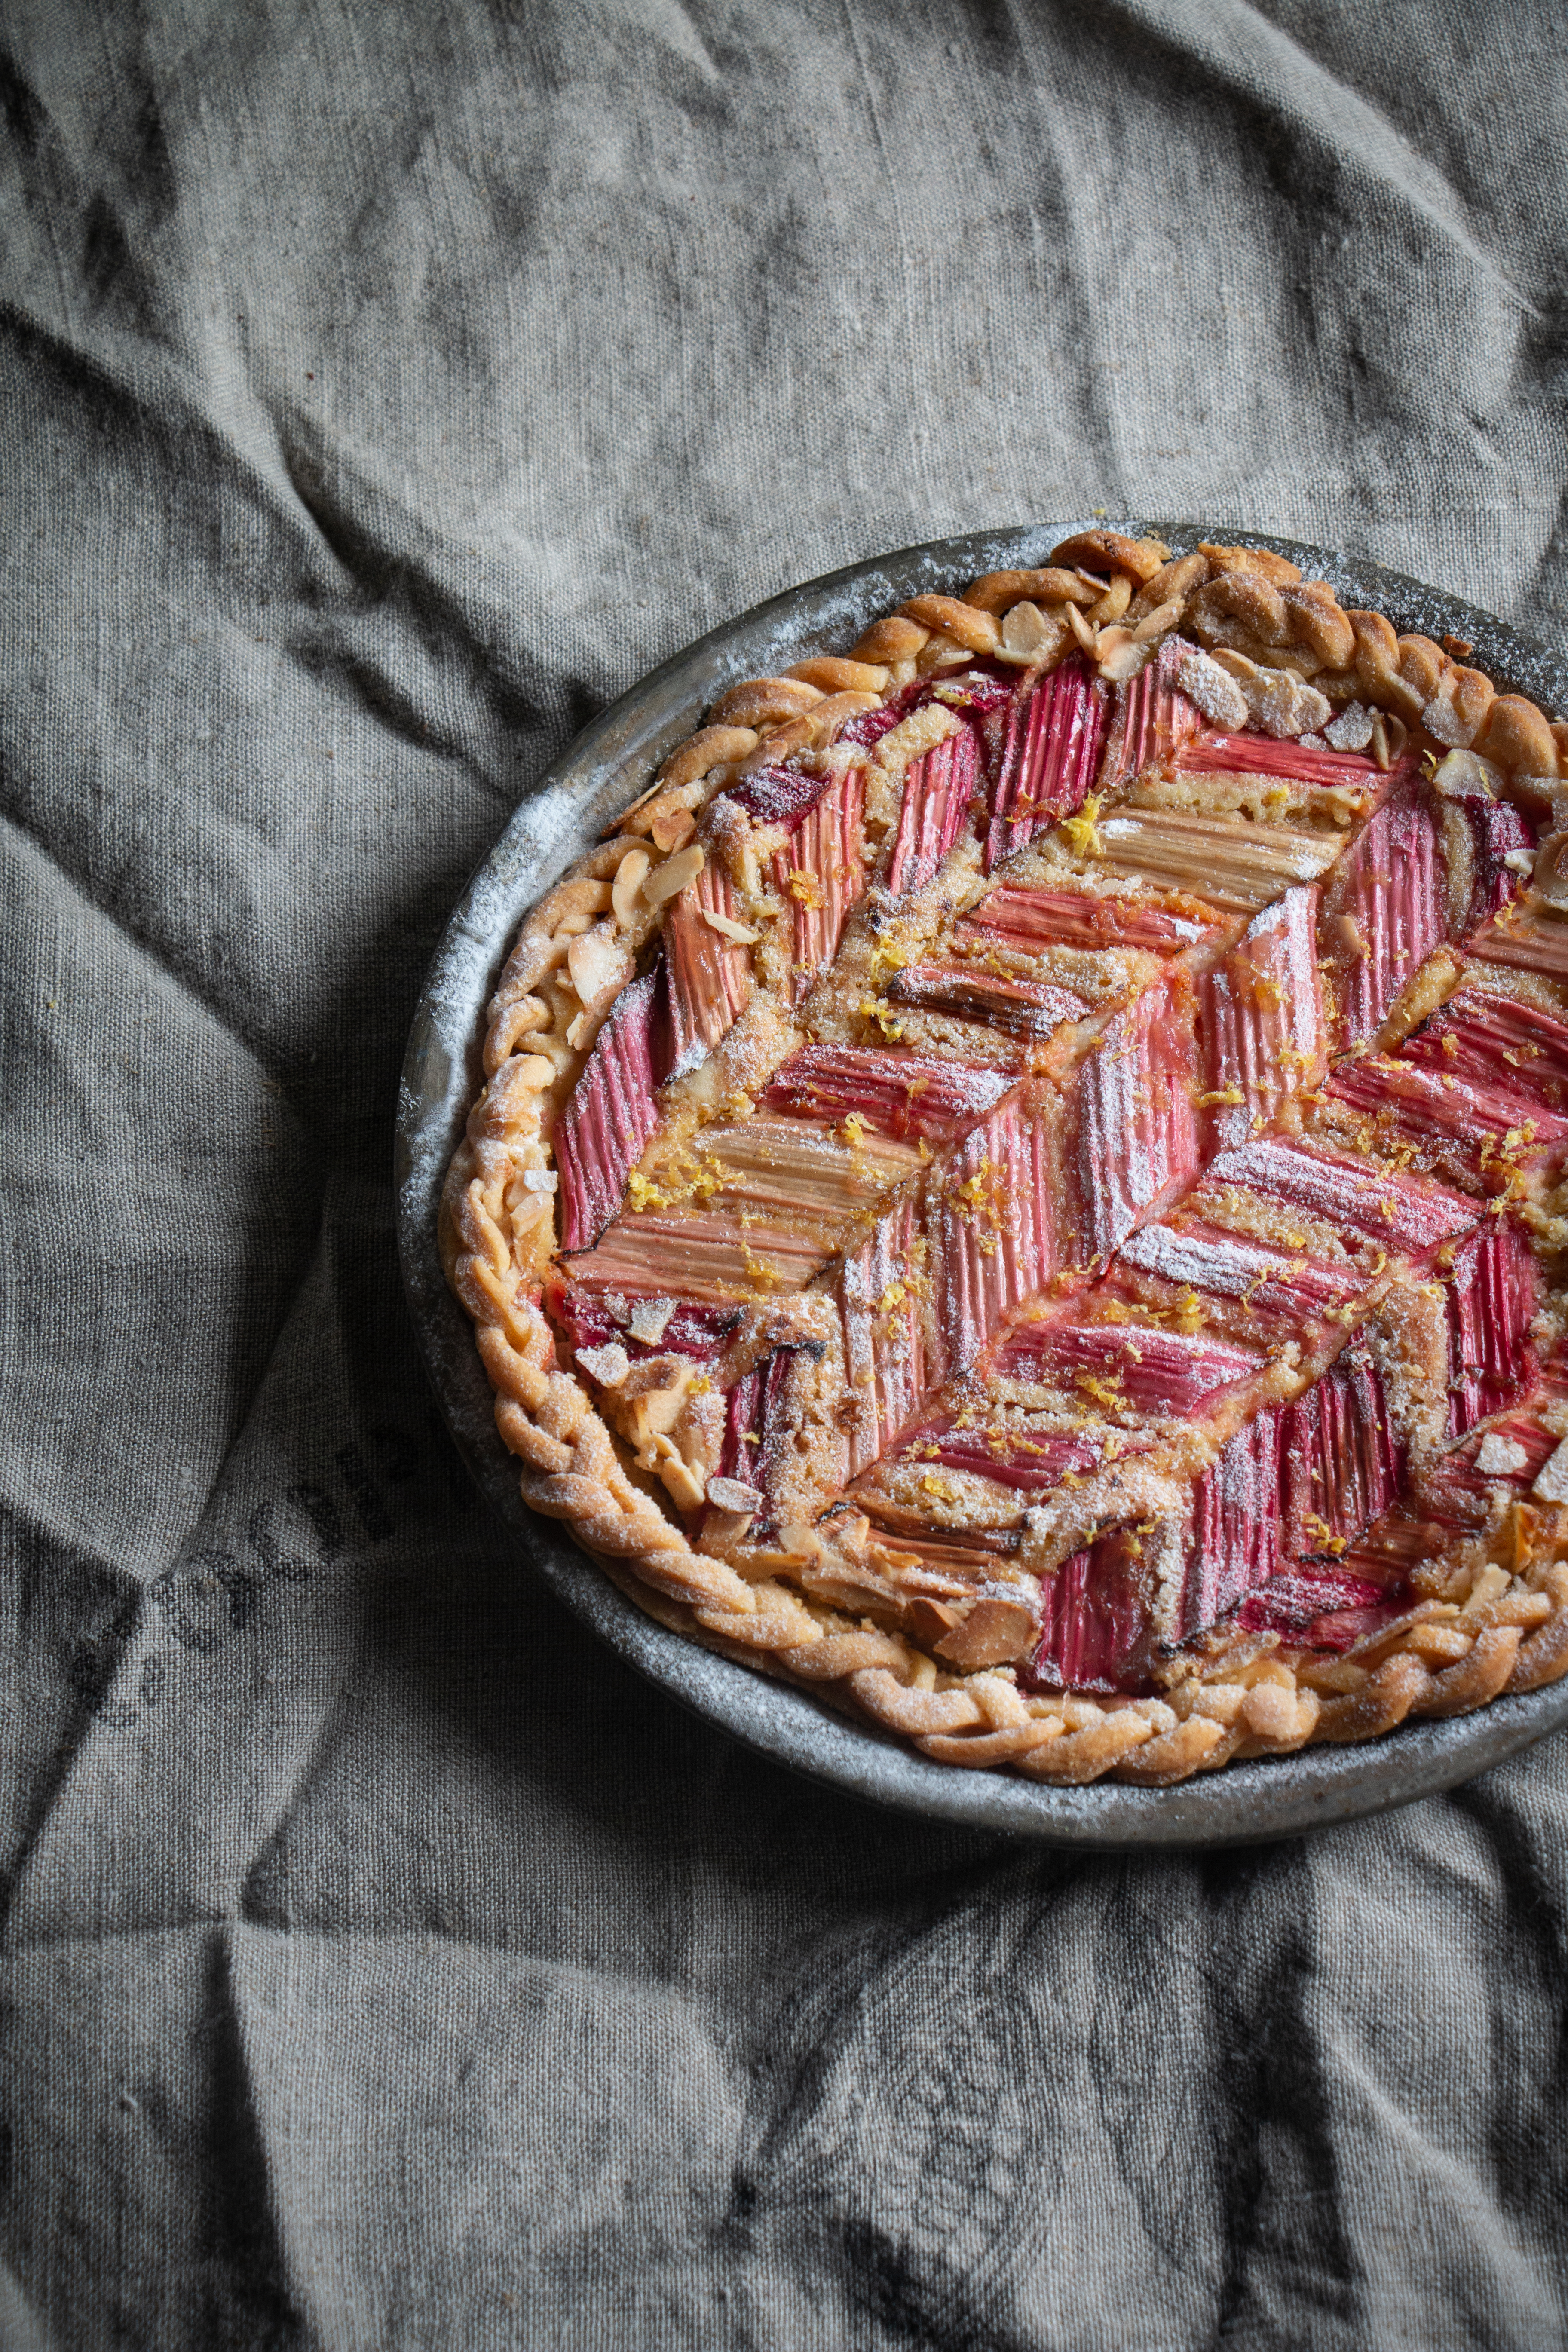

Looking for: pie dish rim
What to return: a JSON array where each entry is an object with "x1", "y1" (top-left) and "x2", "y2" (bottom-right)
[{"x1": 397, "y1": 518, "x2": 1568, "y2": 1846}]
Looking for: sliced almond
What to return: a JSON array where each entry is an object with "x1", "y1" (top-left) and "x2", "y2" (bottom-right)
[
  {"x1": 611, "y1": 845, "x2": 652, "y2": 923},
  {"x1": 1095, "y1": 627, "x2": 1147, "y2": 682},
  {"x1": 650, "y1": 806, "x2": 697, "y2": 854},
  {"x1": 1131, "y1": 597, "x2": 1183, "y2": 643},
  {"x1": 1534, "y1": 835, "x2": 1568, "y2": 906},
  {"x1": 1063, "y1": 601, "x2": 1099, "y2": 656},
  {"x1": 701, "y1": 906, "x2": 761, "y2": 944},
  {"x1": 627, "y1": 1296, "x2": 676, "y2": 1344},
  {"x1": 575, "y1": 1341, "x2": 631, "y2": 1389},
  {"x1": 565, "y1": 923, "x2": 633, "y2": 1012},
  {"x1": 999, "y1": 599, "x2": 1066, "y2": 661},
  {"x1": 642, "y1": 844, "x2": 706, "y2": 906},
  {"x1": 707, "y1": 1475, "x2": 765, "y2": 1514},
  {"x1": 1370, "y1": 711, "x2": 1408, "y2": 771},
  {"x1": 657, "y1": 1452, "x2": 707, "y2": 1513}
]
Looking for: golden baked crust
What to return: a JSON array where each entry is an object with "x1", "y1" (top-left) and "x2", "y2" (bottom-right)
[{"x1": 443, "y1": 530, "x2": 1568, "y2": 1784}]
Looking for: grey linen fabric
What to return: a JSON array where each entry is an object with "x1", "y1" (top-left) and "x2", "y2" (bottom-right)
[{"x1": 1, "y1": 2, "x2": 1566, "y2": 2344}]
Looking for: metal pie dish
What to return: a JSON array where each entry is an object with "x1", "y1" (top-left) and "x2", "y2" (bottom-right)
[{"x1": 398, "y1": 521, "x2": 1568, "y2": 1847}]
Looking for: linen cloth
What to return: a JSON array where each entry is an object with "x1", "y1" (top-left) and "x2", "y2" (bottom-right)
[{"x1": 2, "y1": 3, "x2": 1566, "y2": 2344}]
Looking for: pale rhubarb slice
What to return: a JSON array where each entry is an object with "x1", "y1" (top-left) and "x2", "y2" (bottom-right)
[
  {"x1": 1099, "y1": 636, "x2": 1203, "y2": 794},
  {"x1": 564, "y1": 1210, "x2": 831, "y2": 1302},
  {"x1": 1094, "y1": 807, "x2": 1341, "y2": 912},
  {"x1": 929, "y1": 1089, "x2": 1058, "y2": 1378},
  {"x1": 983, "y1": 651, "x2": 1108, "y2": 870},
  {"x1": 1198, "y1": 884, "x2": 1325, "y2": 1149},
  {"x1": 771, "y1": 762, "x2": 867, "y2": 1001},
  {"x1": 886, "y1": 723, "x2": 981, "y2": 894},
  {"x1": 838, "y1": 1194, "x2": 929, "y2": 1474},
  {"x1": 554, "y1": 970, "x2": 671, "y2": 1250},
  {"x1": 762, "y1": 1044, "x2": 1013, "y2": 1141},
  {"x1": 954, "y1": 884, "x2": 1224, "y2": 958},
  {"x1": 1467, "y1": 900, "x2": 1568, "y2": 982},
  {"x1": 1320, "y1": 790, "x2": 1447, "y2": 1049},
  {"x1": 662, "y1": 859, "x2": 754, "y2": 1075},
  {"x1": 1069, "y1": 972, "x2": 1201, "y2": 1257},
  {"x1": 692, "y1": 1117, "x2": 922, "y2": 1239}
]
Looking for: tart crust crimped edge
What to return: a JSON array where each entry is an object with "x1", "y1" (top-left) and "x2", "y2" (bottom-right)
[{"x1": 441, "y1": 531, "x2": 1568, "y2": 1785}]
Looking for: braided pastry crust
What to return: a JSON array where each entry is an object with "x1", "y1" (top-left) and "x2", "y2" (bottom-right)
[{"x1": 444, "y1": 527, "x2": 1568, "y2": 1786}]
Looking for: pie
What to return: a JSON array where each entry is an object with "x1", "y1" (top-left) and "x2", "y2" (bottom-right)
[{"x1": 441, "y1": 530, "x2": 1568, "y2": 1785}]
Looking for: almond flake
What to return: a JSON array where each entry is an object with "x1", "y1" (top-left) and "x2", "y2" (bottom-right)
[
  {"x1": 627, "y1": 1296, "x2": 677, "y2": 1344},
  {"x1": 521, "y1": 1168, "x2": 558, "y2": 1193},
  {"x1": 642, "y1": 844, "x2": 706, "y2": 906},
  {"x1": 707, "y1": 1476, "x2": 765, "y2": 1514},
  {"x1": 1174, "y1": 645, "x2": 1250, "y2": 732},
  {"x1": 1324, "y1": 701, "x2": 1375, "y2": 753},
  {"x1": 701, "y1": 906, "x2": 761, "y2": 943},
  {"x1": 1475, "y1": 1431, "x2": 1530, "y2": 1477},
  {"x1": 1533, "y1": 1439, "x2": 1568, "y2": 1504},
  {"x1": 575, "y1": 1341, "x2": 631, "y2": 1388}
]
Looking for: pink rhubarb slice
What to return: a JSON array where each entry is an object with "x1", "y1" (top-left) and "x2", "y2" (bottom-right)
[
  {"x1": 1449, "y1": 788, "x2": 1537, "y2": 939},
  {"x1": 1323, "y1": 791, "x2": 1447, "y2": 1047},
  {"x1": 1199, "y1": 885, "x2": 1326, "y2": 1148},
  {"x1": 1279, "y1": 1338, "x2": 1404, "y2": 1560},
  {"x1": 1238, "y1": 1568, "x2": 1404, "y2": 1651},
  {"x1": 1026, "y1": 1532, "x2": 1157, "y2": 1694},
  {"x1": 662, "y1": 860, "x2": 754, "y2": 1075},
  {"x1": 930, "y1": 1090, "x2": 1057, "y2": 1378},
  {"x1": 990, "y1": 1316, "x2": 1260, "y2": 1418},
  {"x1": 1176, "y1": 732, "x2": 1404, "y2": 791},
  {"x1": 708, "y1": 1341, "x2": 823, "y2": 1528},
  {"x1": 1113, "y1": 1218, "x2": 1368, "y2": 1339},
  {"x1": 1175, "y1": 1407, "x2": 1283, "y2": 1635},
  {"x1": 1099, "y1": 636, "x2": 1204, "y2": 794},
  {"x1": 1070, "y1": 974, "x2": 1201, "y2": 1257},
  {"x1": 554, "y1": 970, "x2": 671, "y2": 1250},
  {"x1": 1444, "y1": 1220, "x2": 1540, "y2": 1436},
  {"x1": 983, "y1": 651, "x2": 1109, "y2": 871},
  {"x1": 903, "y1": 1418, "x2": 1124, "y2": 1497},
  {"x1": 839, "y1": 1194, "x2": 929, "y2": 1474},
  {"x1": 887, "y1": 962, "x2": 1088, "y2": 1040},
  {"x1": 763, "y1": 1044, "x2": 1014, "y2": 1141},
  {"x1": 954, "y1": 885, "x2": 1225, "y2": 958},
  {"x1": 772, "y1": 762, "x2": 868, "y2": 1000},
  {"x1": 886, "y1": 723, "x2": 981, "y2": 895},
  {"x1": 1200, "y1": 1137, "x2": 1479, "y2": 1259},
  {"x1": 549, "y1": 1281, "x2": 742, "y2": 1365}
]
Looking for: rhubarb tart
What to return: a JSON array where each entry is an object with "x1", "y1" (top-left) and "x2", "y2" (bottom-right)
[{"x1": 442, "y1": 532, "x2": 1568, "y2": 1785}]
